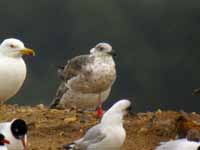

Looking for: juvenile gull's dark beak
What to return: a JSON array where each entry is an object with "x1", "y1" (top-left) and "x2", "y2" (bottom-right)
[{"x1": 108, "y1": 49, "x2": 116, "y2": 56}]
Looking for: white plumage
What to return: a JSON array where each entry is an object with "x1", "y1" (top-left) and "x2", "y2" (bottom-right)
[
  {"x1": 0, "y1": 38, "x2": 35, "y2": 103},
  {"x1": 0, "y1": 146, "x2": 7, "y2": 150},
  {"x1": 156, "y1": 139, "x2": 200, "y2": 150},
  {"x1": 0, "y1": 119, "x2": 28, "y2": 150},
  {"x1": 64, "y1": 99, "x2": 131, "y2": 150}
]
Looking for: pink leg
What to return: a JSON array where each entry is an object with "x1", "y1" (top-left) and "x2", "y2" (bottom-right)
[{"x1": 97, "y1": 94, "x2": 104, "y2": 118}]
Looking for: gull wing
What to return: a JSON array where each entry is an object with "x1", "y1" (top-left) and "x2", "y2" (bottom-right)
[{"x1": 62, "y1": 54, "x2": 94, "y2": 82}]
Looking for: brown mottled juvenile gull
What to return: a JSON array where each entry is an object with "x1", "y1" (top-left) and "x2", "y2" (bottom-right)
[{"x1": 50, "y1": 42, "x2": 116, "y2": 117}]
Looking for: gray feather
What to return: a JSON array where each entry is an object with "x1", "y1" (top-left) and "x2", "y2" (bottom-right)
[{"x1": 73, "y1": 124, "x2": 106, "y2": 149}]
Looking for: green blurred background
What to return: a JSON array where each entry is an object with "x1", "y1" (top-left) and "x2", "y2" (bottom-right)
[{"x1": 1, "y1": 0, "x2": 200, "y2": 112}]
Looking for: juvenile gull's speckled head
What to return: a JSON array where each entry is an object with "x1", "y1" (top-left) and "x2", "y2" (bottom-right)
[{"x1": 90, "y1": 42, "x2": 116, "y2": 56}]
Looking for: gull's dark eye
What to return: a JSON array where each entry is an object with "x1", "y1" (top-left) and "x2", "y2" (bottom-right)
[
  {"x1": 99, "y1": 47, "x2": 104, "y2": 51},
  {"x1": 10, "y1": 44, "x2": 16, "y2": 48}
]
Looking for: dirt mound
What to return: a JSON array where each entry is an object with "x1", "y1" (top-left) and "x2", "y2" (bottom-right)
[{"x1": 1, "y1": 104, "x2": 200, "y2": 150}]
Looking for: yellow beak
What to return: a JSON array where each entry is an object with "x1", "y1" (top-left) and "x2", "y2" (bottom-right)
[{"x1": 19, "y1": 48, "x2": 35, "y2": 56}]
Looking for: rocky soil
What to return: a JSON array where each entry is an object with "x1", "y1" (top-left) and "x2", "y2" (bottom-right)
[{"x1": 1, "y1": 104, "x2": 200, "y2": 150}]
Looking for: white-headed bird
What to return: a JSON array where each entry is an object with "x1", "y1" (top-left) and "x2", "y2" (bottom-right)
[
  {"x1": 50, "y1": 42, "x2": 116, "y2": 118},
  {"x1": 0, "y1": 38, "x2": 35, "y2": 104}
]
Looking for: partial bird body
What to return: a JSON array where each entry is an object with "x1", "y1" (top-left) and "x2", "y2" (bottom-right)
[
  {"x1": 87, "y1": 125, "x2": 125, "y2": 150},
  {"x1": 0, "y1": 55, "x2": 26, "y2": 103},
  {"x1": 67, "y1": 124, "x2": 125, "y2": 150},
  {"x1": 64, "y1": 99, "x2": 131, "y2": 150},
  {"x1": 156, "y1": 139, "x2": 200, "y2": 150},
  {"x1": 0, "y1": 119, "x2": 28, "y2": 150},
  {"x1": 0, "y1": 122, "x2": 25, "y2": 150},
  {"x1": 59, "y1": 87, "x2": 111, "y2": 109},
  {"x1": 0, "y1": 145, "x2": 7, "y2": 150},
  {"x1": 66, "y1": 55, "x2": 116, "y2": 93}
]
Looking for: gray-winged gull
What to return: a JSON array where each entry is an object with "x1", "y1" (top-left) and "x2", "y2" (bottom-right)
[
  {"x1": 50, "y1": 42, "x2": 116, "y2": 118},
  {"x1": 63, "y1": 99, "x2": 132, "y2": 150}
]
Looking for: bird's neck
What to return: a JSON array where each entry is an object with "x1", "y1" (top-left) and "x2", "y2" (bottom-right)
[
  {"x1": 0, "y1": 52, "x2": 23, "y2": 59},
  {"x1": 101, "y1": 113, "x2": 124, "y2": 126},
  {"x1": 101, "y1": 119, "x2": 123, "y2": 127},
  {"x1": 92, "y1": 53, "x2": 111, "y2": 58},
  {"x1": 93, "y1": 55, "x2": 114, "y2": 63}
]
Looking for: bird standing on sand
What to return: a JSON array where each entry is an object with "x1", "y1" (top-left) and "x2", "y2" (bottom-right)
[
  {"x1": 50, "y1": 43, "x2": 116, "y2": 118},
  {"x1": 0, "y1": 119, "x2": 28, "y2": 150},
  {"x1": 0, "y1": 134, "x2": 10, "y2": 150},
  {"x1": 0, "y1": 38, "x2": 35, "y2": 104},
  {"x1": 63, "y1": 99, "x2": 132, "y2": 150}
]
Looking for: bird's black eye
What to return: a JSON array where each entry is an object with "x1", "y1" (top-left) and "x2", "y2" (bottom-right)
[
  {"x1": 197, "y1": 146, "x2": 200, "y2": 150},
  {"x1": 10, "y1": 44, "x2": 16, "y2": 48},
  {"x1": 99, "y1": 47, "x2": 104, "y2": 51}
]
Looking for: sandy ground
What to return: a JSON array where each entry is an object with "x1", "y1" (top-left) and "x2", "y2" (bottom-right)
[{"x1": 1, "y1": 104, "x2": 200, "y2": 150}]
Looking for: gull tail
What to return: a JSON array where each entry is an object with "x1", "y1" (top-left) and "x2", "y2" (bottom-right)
[
  {"x1": 49, "y1": 82, "x2": 68, "y2": 109},
  {"x1": 63, "y1": 143, "x2": 77, "y2": 150},
  {"x1": 49, "y1": 98, "x2": 60, "y2": 109}
]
